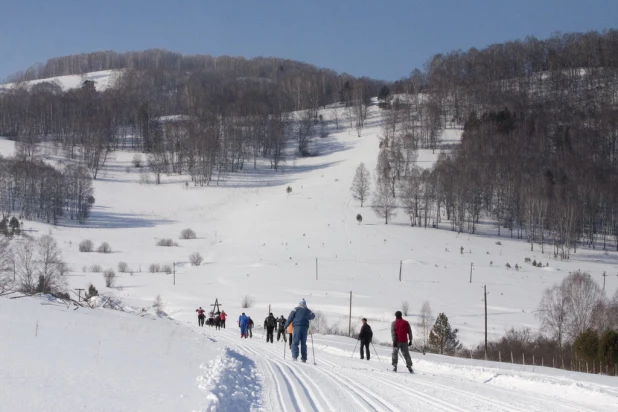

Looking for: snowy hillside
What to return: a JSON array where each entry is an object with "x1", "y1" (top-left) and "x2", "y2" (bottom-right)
[
  {"x1": 1, "y1": 100, "x2": 618, "y2": 410},
  {"x1": 0, "y1": 70, "x2": 118, "y2": 92},
  {"x1": 1, "y1": 103, "x2": 616, "y2": 346}
]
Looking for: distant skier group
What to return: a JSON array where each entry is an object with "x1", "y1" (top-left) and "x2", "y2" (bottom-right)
[
  {"x1": 195, "y1": 307, "x2": 226, "y2": 329},
  {"x1": 196, "y1": 299, "x2": 414, "y2": 372}
]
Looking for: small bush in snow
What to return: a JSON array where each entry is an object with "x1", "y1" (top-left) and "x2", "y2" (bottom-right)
[
  {"x1": 532, "y1": 260, "x2": 537, "y2": 267},
  {"x1": 241, "y1": 295, "x2": 254, "y2": 308},
  {"x1": 103, "y1": 269, "x2": 116, "y2": 288},
  {"x1": 156, "y1": 238, "x2": 178, "y2": 247},
  {"x1": 132, "y1": 154, "x2": 142, "y2": 168},
  {"x1": 401, "y1": 301, "x2": 410, "y2": 316},
  {"x1": 79, "y1": 240, "x2": 94, "y2": 252},
  {"x1": 495, "y1": 241, "x2": 502, "y2": 246},
  {"x1": 161, "y1": 264, "x2": 172, "y2": 274},
  {"x1": 356, "y1": 214, "x2": 362, "y2": 224},
  {"x1": 180, "y1": 228, "x2": 197, "y2": 240},
  {"x1": 189, "y1": 252, "x2": 203, "y2": 266},
  {"x1": 153, "y1": 294, "x2": 165, "y2": 315},
  {"x1": 506, "y1": 263, "x2": 511, "y2": 269},
  {"x1": 89, "y1": 264, "x2": 103, "y2": 273},
  {"x1": 118, "y1": 262, "x2": 129, "y2": 273},
  {"x1": 148, "y1": 263, "x2": 161, "y2": 273},
  {"x1": 286, "y1": 186, "x2": 292, "y2": 194},
  {"x1": 97, "y1": 242, "x2": 112, "y2": 254}
]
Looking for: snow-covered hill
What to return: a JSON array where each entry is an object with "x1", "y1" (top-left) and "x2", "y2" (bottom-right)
[
  {"x1": 0, "y1": 70, "x2": 118, "y2": 92},
  {"x1": 1, "y1": 101, "x2": 617, "y2": 411}
]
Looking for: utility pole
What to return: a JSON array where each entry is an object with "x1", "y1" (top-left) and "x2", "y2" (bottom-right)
[
  {"x1": 603, "y1": 271, "x2": 607, "y2": 291},
  {"x1": 469, "y1": 263, "x2": 473, "y2": 283},
  {"x1": 173, "y1": 262, "x2": 176, "y2": 286},
  {"x1": 74, "y1": 288, "x2": 85, "y2": 302},
  {"x1": 399, "y1": 260, "x2": 402, "y2": 282},
  {"x1": 484, "y1": 285, "x2": 488, "y2": 358},
  {"x1": 348, "y1": 291, "x2": 353, "y2": 337}
]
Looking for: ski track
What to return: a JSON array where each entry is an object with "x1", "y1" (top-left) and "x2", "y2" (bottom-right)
[{"x1": 197, "y1": 325, "x2": 617, "y2": 412}]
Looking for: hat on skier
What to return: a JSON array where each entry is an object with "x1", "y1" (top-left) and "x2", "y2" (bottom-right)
[
  {"x1": 362, "y1": 318, "x2": 367, "y2": 322},
  {"x1": 299, "y1": 298, "x2": 306, "y2": 306}
]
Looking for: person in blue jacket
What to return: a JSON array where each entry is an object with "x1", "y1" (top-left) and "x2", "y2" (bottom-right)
[
  {"x1": 284, "y1": 298, "x2": 315, "y2": 362},
  {"x1": 238, "y1": 312, "x2": 249, "y2": 338}
]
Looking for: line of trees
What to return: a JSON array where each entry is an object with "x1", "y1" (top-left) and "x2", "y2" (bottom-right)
[
  {"x1": 1, "y1": 50, "x2": 382, "y2": 186},
  {"x1": 0, "y1": 157, "x2": 94, "y2": 224},
  {"x1": 363, "y1": 30, "x2": 618, "y2": 258}
]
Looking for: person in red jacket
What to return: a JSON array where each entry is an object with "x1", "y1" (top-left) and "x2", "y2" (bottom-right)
[
  {"x1": 196, "y1": 307, "x2": 205, "y2": 327},
  {"x1": 391, "y1": 310, "x2": 413, "y2": 373},
  {"x1": 220, "y1": 311, "x2": 227, "y2": 328}
]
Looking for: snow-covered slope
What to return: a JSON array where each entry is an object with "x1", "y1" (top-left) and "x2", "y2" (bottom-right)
[
  {"x1": 1, "y1": 101, "x2": 617, "y2": 410},
  {"x1": 0, "y1": 70, "x2": 118, "y2": 92},
  {"x1": 2, "y1": 295, "x2": 616, "y2": 412}
]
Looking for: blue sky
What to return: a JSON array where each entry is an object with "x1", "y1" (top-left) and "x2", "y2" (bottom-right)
[{"x1": 1, "y1": 0, "x2": 617, "y2": 81}]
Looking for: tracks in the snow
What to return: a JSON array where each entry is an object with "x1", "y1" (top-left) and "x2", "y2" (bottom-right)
[{"x1": 200, "y1": 327, "x2": 617, "y2": 412}]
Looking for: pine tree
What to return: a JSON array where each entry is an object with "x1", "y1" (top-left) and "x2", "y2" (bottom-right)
[
  {"x1": 429, "y1": 312, "x2": 460, "y2": 354},
  {"x1": 573, "y1": 328, "x2": 599, "y2": 362},
  {"x1": 599, "y1": 329, "x2": 618, "y2": 366}
]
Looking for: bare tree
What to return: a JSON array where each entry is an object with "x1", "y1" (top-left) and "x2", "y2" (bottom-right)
[
  {"x1": 153, "y1": 294, "x2": 165, "y2": 314},
  {"x1": 372, "y1": 178, "x2": 398, "y2": 224},
  {"x1": 536, "y1": 284, "x2": 568, "y2": 349},
  {"x1": 417, "y1": 301, "x2": 433, "y2": 353},
  {"x1": 562, "y1": 271, "x2": 606, "y2": 341},
  {"x1": 0, "y1": 238, "x2": 13, "y2": 293},
  {"x1": 401, "y1": 301, "x2": 410, "y2": 316},
  {"x1": 350, "y1": 163, "x2": 371, "y2": 207},
  {"x1": 15, "y1": 240, "x2": 37, "y2": 294},
  {"x1": 36, "y1": 235, "x2": 66, "y2": 294}
]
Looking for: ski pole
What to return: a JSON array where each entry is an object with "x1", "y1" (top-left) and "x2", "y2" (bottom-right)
[
  {"x1": 310, "y1": 331, "x2": 316, "y2": 365},
  {"x1": 351, "y1": 339, "x2": 359, "y2": 358},
  {"x1": 284, "y1": 337, "x2": 286, "y2": 360},
  {"x1": 370, "y1": 341, "x2": 381, "y2": 362}
]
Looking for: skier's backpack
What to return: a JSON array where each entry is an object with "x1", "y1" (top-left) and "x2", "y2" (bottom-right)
[
  {"x1": 367, "y1": 325, "x2": 373, "y2": 341},
  {"x1": 267, "y1": 316, "x2": 276, "y2": 328}
]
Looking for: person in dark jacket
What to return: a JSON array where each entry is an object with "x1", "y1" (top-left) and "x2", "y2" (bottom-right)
[
  {"x1": 277, "y1": 315, "x2": 287, "y2": 342},
  {"x1": 358, "y1": 318, "x2": 373, "y2": 360},
  {"x1": 285, "y1": 298, "x2": 315, "y2": 362},
  {"x1": 391, "y1": 311, "x2": 413, "y2": 372},
  {"x1": 264, "y1": 313, "x2": 277, "y2": 343},
  {"x1": 247, "y1": 317, "x2": 254, "y2": 338}
]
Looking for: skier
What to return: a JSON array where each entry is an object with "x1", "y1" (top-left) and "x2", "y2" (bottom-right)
[
  {"x1": 247, "y1": 316, "x2": 254, "y2": 338},
  {"x1": 208, "y1": 311, "x2": 215, "y2": 327},
  {"x1": 196, "y1": 307, "x2": 205, "y2": 327},
  {"x1": 238, "y1": 312, "x2": 249, "y2": 338},
  {"x1": 215, "y1": 311, "x2": 221, "y2": 330},
  {"x1": 391, "y1": 310, "x2": 413, "y2": 373},
  {"x1": 220, "y1": 311, "x2": 227, "y2": 328},
  {"x1": 264, "y1": 313, "x2": 277, "y2": 343},
  {"x1": 277, "y1": 315, "x2": 287, "y2": 342},
  {"x1": 285, "y1": 298, "x2": 315, "y2": 362},
  {"x1": 287, "y1": 322, "x2": 293, "y2": 349},
  {"x1": 358, "y1": 318, "x2": 373, "y2": 360}
]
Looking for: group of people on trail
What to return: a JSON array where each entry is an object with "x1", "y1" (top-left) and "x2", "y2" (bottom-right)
[
  {"x1": 356, "y1": 311, "x2": 414, "y2": 373},
  {"x1": 197, "y1": 299, "x2": 414, "y2": 372},
  {"x1": 195, "y1": 307, "x2": 226, "y2": 329}
]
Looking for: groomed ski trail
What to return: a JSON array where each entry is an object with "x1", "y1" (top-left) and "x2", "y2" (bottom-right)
[{"x1": 194, "y1": 323, "x2": 618, "y2": 412}]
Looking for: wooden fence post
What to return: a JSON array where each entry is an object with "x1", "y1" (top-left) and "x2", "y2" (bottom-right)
[
  {"x1": 499, "y1": 351, "x2": 501, "y2": 362},
  {"x1": 522, "y1": 353, "x2": 525, "y2": 365},
  {"x1": 511, "y1": 352, "x2": 514, "y2": 363}
]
